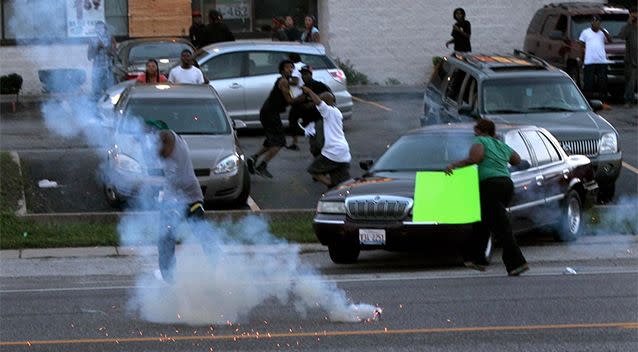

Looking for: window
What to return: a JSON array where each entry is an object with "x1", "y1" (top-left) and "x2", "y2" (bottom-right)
[
  {"x1": 524, "y1": 131, "x2": 552, "y2": 165},
  {"x1": 538, "y1": 131, "x2": 561, "y2": 162},
  {"x1": 527, "y1": 11, "x2": 545, "y2": 34},
  {"x1": 429, "y1": 60, "x2": 451, "y2": 92},
  {"x1": 445, "y1": 69, "x2": 467, "y2": 103},
  {"x1": 541, "y1": 15, "x2": 558, "y2": 36},
  {"x1": 461, "y1": 76, "x2": 477, "y2": 108},
  {"x1": 299, "y1": 54, "x2": 335, "y2": 70},
  {"x1": 200, "y1": 52, "x2": 245, "y2": 80},
  {"x1": 247, "y1": 51, "x2": 284, "y2": 76},
  {"x1": 505, "y1": 132, "x2": 532, "y2": 167}
]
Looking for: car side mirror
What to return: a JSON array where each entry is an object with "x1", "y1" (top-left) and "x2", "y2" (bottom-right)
[
  {"x1": 589, "y1": 100, "x2": 604, "y2": 112},
  {"x1": 232, "y1": 119, "x2": 247, "y2": 129},
  {"x1": 359, "y1": 159, "x2": 374, "y2": 171},
  {"x1": 549, "y1": 30, "x2": 565, "y2": 40}
]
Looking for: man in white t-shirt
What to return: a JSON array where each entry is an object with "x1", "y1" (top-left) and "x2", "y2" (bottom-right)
[
  {"x1": 168, "y1": 49, "x2": 205, "y2": 84},
  {"x1": 578, "y1": 15, "x2": 613, "y2": 101},
  {"x1": 301, "y1": 85, "x2": 351, "y2": 188}
]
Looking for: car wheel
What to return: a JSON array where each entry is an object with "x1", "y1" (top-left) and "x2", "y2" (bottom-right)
[
  {"x1": 103, "y1": 185, "x2": 124, "y2": 209},
  {"x1": 554, "y1": 190, "x2": 583, "y2": 242},
  {"x1": 229, "y1": 166, "x2": 251, "y2": 207},
  {"x1": 328, "y1": 243, "x2": 360, "y2": 264},
  {"x1": 597, "y1": 183, "x2": 615, "y2": 203}
]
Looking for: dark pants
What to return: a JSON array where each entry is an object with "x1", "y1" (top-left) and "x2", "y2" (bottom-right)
[
  {"x1": 464, "y1": 177, "x2": 526, "y2": 272},
  {"x1": 624, "y1": 63, "x2": 637, "y2": 104},
  {"x1": 288, "y1": 103, "x2": 305, "y2": 137},
  {"x1": 583, "y1": 64, "x2": 608, "y2": 99},
  {"x1": 259, "y1": 109, "x2": 286, "y2": 148},
  {"x1": 158, "y1": 201, "x2": 205, "y2": 282}
]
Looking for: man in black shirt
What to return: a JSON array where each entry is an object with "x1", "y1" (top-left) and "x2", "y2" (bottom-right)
[
  {"x1": 445, "y1": 8, "x2": 471, "y2": 53},
  {"x1": 199, "y1": 9, "x2": 235, "y2": 47},
  {"x1": 189, "y1": 11, "x2": 205, "y2": 48},
  {"x1": 299, "y1": 66, "x2": 331, "y2": 157}
]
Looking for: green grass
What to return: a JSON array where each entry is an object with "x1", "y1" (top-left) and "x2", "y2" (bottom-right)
[{"x1": 0, "y1": 152, "x2": 22, "y2": 213}]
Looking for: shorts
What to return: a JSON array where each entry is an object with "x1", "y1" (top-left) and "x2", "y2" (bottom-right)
[
  {"x1": 307, "y1": 154, "x2": 351, "y2": 186},
  {"x1": 260, "y1": 109, "x2": 286, "y2": 148}
]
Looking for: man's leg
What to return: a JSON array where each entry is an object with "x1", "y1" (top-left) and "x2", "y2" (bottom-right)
[
  {"x1": 583, "y1": 64, "x2": 594, "y2": 98},
  {"x1": 596, "y1": 64, "x2": 608, "y2": 101},
  {"x1": 625, "y1": 65, "x2": 638, "y2": 104}
]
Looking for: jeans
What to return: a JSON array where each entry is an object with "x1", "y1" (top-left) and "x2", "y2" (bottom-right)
[
  {"x1": 624, "y1": 64, "x2": 637, "y2": 104},
  {"x1": 583, "y1": 64, "x2": 608, "y2": 100},
  {"x1": 463, "y1": 177, "x2": 527, "y2": 272},
  {"x1": 91, "y1": 66, "x2": 114, "y2": 98},
  {"x1": 158, "y1": 201, "x2": 205, "y2": 282}
]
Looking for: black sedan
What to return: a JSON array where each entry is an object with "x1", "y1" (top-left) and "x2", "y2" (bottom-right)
[
  {"x1": 113, "y1": 38, "x2": 195, "y2": 82},
  {"x1": 313, "y1": 124, "x2": 598, "y2": 264}
]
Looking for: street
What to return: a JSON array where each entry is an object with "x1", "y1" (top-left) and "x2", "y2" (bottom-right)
[
  {"x1": 1, "y1": 91, "x2": 637, "y2": 212},
  {"x1": 1, "y1": 235, "x2": 637, "y2": 351}
]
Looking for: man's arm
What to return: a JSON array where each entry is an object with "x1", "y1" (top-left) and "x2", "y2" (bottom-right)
[
  {"x1": 301, "y1": 86, "x2": 321, "y2": 105},
  {"x1": 277, "y1": 78, "x2": 294, "y2": 104},
  {"x1": 602, "y1": 28, "x2": 613, "y2": 43}
]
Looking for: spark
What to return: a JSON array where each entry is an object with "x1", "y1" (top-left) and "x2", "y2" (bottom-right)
[{"x1": 399, "y1": 304, "x2": 404, "y2": 309}]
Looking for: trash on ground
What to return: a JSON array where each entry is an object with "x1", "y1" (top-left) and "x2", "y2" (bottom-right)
[
  {"x1": 38, "y1": 179, "x2": 58, "y2": 188},
  {"x1": 563, "y1": 267, "x2": 577, "y2": 275}
]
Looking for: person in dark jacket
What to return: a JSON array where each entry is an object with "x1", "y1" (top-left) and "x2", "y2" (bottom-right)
[
  {"x1": 445, "y1": 8, "x2": 471, "y2": 52},
  {"x1": 199, "y1": 9, "x2": 235, "y2": 47},
  {"x1": 446, "y1": 119, "x2": 529, "y2": 276},
  {"x1": 246, "y1": 60, "x2": 295, "y2": 178},
  {"x1": 189, "y1": 11, "x2": 205, "y2": 48},
  {"x1": 284, "y1": 16, "x2": 301, "y2": 41}
]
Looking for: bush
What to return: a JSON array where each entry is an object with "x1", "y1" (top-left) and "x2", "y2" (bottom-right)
[
  {"x1": 333, "y1": 58, "x2": 369, "y2": 85},
  {"x1": 0, "y1": 73, "x2": 23, "y2": 95}
]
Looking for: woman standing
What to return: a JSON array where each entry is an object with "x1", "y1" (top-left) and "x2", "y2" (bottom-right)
[
  {"x1": 136, "y1": 59, "x2": 168, "y2": 84},
  {"x1": 300, "y1": 15, "x2": 320, "y2": 43},
  {"x1": 445, "y1": 7, "x2": 471, "y2": 53},
  {"x1": 446, "y1": 119, "x2": 529, "y2": 276}
]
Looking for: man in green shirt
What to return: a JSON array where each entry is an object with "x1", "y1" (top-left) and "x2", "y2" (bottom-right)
[{"x1": 446, "y1": 119, "x2": 529, "y2": 276}]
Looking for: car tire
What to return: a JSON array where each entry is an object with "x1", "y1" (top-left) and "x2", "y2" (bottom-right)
[
  {"x1": 229, "y1": 166, "x2": 251, "y2": 207},
  {"x1": 328, "y1": 243, "x2": 360, "y2": 264},
  {"x1": 554, "y1": 190, "x2": 583, "y2": 242},
  {"x1": 104, "y1": 184, "x2": 124, "y2": 209}
]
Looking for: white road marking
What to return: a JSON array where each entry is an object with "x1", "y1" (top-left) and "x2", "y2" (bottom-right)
[
  {"x1": 247, "y1": 196, "x2": 260, "y2": 211},
  {"x1": 622, "y1": 161, "x2": 638, "y2": 175}
]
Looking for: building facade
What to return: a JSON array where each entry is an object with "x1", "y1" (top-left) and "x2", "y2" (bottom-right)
[{"x1": 0, "y1": 0, "x2": 604, "y2": 95}]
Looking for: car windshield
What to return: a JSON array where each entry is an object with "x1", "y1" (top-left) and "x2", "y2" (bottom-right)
[
  {"x1": 371, "y1": 133, "x2": 474, "y2": 172},
  {"x1": 482, "y1": 77, "x2": 589, "y2": 114},
  {"x1": 121, "y1": 98, "x2": 230, "y2": 135},
  {"x1": 571, "y1": 14, "x2": 629, "y2": 39},
  {"x1": 129, "y1": 43, "x2": 192, "y2": 62}
]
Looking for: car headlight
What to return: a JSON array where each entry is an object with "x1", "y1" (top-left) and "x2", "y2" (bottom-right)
[
  {"x1": 113, "y1": 153, "x2": 142, "y2": 174},
  {"x1": 317, "y1": 201, "x2": 346, "y2": 214},
  {"x1": 213, "y1": 154, "x2": 240, "y2": 174},
  {"x1": 599, "y1": 133, "x2": 618, "y2": 154}
]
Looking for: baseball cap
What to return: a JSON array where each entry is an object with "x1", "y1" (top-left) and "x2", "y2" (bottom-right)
[{"x1": 300, "y1": 65, "x2": 313, "y2": 73}]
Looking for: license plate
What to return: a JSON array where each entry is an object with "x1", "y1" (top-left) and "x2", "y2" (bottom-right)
[{"x1": 359, "y1": 229, "x2": 386, "y2": 245}]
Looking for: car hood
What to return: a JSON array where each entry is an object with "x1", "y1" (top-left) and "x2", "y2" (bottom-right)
[
  {"x1": 322, "y1": 172, "x2": 417, "y2": 201},
  {"x1": 113, "y1": 133, "x2": 237, "y2": 171},
  {"x1": 488, "y1": 111, "x2": 615, "y2": 140}
]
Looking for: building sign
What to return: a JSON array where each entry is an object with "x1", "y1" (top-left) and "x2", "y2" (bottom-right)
[
  {"x1": 215, "y1": 0, "x2": 250, "y2": 20},
  {"x1": 66, "y1": 0, "x2": 106, "y2": 37}
]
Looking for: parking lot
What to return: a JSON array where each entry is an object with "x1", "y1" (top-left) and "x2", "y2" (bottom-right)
[{"x1": 0, "y1": 88, "x2": 636, "y2": 213}]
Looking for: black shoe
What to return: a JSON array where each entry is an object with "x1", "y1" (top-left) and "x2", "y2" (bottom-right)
[
  {"x1": 508, "y1": 264, "x2": 529, "y2": 276},
  {"x1": 246, "y1": 156, "x2": 255, "y2": 174},
  {"x1": 255, "y1": 163, "x2": 273, "y2": 178},
  {"x1": 464, "y1": 261, "x2": 486, "y2": 272},
  {"x1": 286, "y1": 144, "x2": 300, "y2": 151}
]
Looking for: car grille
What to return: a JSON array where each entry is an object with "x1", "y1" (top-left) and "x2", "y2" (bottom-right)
[
  {"x1": 194, "y1": 168, "x2": 211, "y2": 177},
  {"x1": 607, "y1": 54, "x2": 624, "y2": 76},
  {"x1": 345, "y1": 195, "x2": 413, "y2": 221},
  {"x1": 559, "y1": 139, "x2": 598, "y2": 157}
]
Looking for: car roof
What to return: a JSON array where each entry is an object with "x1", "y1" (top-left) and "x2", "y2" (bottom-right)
[
  {"x1": 126, "y1": 84, "x2": 218, "y2": 99},
  {"x1": 199, "y1": 39, "x2": 326, "y2": 55},
  {"x1": 446, "y1": 51, "x2": 566, "y2": 79},
  {"x1": 404, "y1": 123, "x2": 539, "y2": 137},
  {"x1": 543, "y1": 2, "x2": 629, "y2": 16},
  {"x1": 118, "y1": 37, "x2": 193, "y2": 46}
]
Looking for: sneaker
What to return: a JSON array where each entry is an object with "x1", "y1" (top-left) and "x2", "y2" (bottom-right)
[
  {"x1": 255, "y1": 163, "x2": 273, "y2": 178},
  {"x1": 464, "y1": 261, "x2": 486, "y2": 272},
  {"x1": 602, "y1": 102, "x2": 612, "y2": 110},
  {"x1": 246, "y1": 156, "x2": 255, "y2": 174},
  {"x1": 508, "y1": 264, "x2": 529, "y2": 276}
]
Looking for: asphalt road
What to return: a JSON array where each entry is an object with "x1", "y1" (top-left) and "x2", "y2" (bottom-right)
[
  {"x1": 1, "y1": 92, "x2": 636, "y2": 213},
  {"x1": 1, "y1": 241, "x2": 637, "y2": 352}
]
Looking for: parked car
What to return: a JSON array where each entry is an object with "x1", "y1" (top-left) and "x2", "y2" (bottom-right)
[
  {"x1": 523, "y1": 2, "x2": 629, "y2": 92},
  {"x1": 313, "y1": 124, "x2": 598, "y2": 264},
  {"x1": 102, "y1": 84, "x2": 250, "y2": 208},
  {"x1": 195, "y1": 40, "x2": 353, "y2": 127},
  {"x1": 113, "y1": 38, "x2": 195, "y2": 82},
  {"x1": 421, "y1": 50, "x2": 621, "y2": 201}
]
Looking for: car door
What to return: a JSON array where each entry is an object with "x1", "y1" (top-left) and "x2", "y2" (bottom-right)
[
  {"x1": 534, "y1": 129, "x2": 570, "y2": 223},
  {"x1": 539, "y1": 14, "x2": 561, "y2": 66},
  {"x1": 440, "y1": 68, "x2": 467, "y2": 123},
  {"x1": 199, "y1": 52, "x2": 247, "y2": 121},
  {"x1": 503, "y1": 130, "x2": 545, "y2": 233},
  {"x1": 521, "y1": 129, "x2": 565, "y2": 227},
  {"x1": 243, "y1": 50, "x2": 288, "y2": 123}
]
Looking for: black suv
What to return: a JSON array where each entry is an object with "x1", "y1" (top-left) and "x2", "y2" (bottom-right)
[
  {"x1": 523, "y1": 2, "x2": 629, "y2": 91},
  {"x1": 421, "y1": 50, "x2": 621, "y2": 200}
]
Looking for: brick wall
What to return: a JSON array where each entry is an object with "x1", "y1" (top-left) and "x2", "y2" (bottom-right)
[
  {"x1": 128, "y1": 0, "x2": 191, "y2": 37},
  {"x1": 318, "y1": 0, "x2": 604, "y2": 85}
]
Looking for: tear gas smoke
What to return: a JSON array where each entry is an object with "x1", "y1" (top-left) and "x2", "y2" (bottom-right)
[{"x1": 15, "y1": 1, "x2": 380, "y2": 326}]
